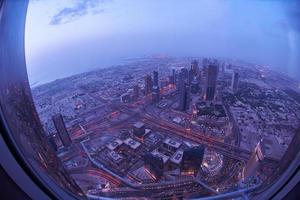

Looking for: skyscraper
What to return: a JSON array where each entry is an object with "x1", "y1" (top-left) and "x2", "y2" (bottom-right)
[
  {"x1": 202, "y1": 58, "x2": 209, "y2": 80},
  {"x1": 152, "y1": 71, "x2": 160, "y2": 103},
  {"x1": 188, "y1": 67, "x2": 194, "y2": 85},
  {"x1": 48, "y1": 134, "x2": 58, "y2": 152},
  {"x1": 52, "y1": 114, "x2": 72, "y2": 147},
  {"x1": 144, "y1": 75, "x2": 153, "y2": 95},
  {"x1": 232, "y1": 72, "x2": 239, "y2": 93},
  {"x1": 178, "y1": 71, "x2": 190, "y2": 111},
  {"x1": 191, "y1": 78, "x2": 199, "y2": 94},
  {"x1": 221, "y1": 62, "x2": 226, "y2": 74},
  {"x1": 144, "y1": 153, "x2": 164, "y2": 181},
  {"x1": 205, "y1": 64, "x2": 218, "y2": 101},
  {"x1": 242, "y1": 140, "x2": 265, "y2": 182},
  {"x1": 181, "y1": 68, "x2": 188, "y2": 81},
  {"x1": 181, "y1": 146, "x2": 205, "y2": 176},
  {"x1": 170, "y1": 69, "x2": 176, "y2": 84},
  {"x1": 152, "y1": 86, "x2": 160, "y2": 103},
  {"x1": 191, "y1": 60, "x2": 199, "y2": 77},
  {"x1": 133, "y1": 121, "x2": 146, "y2": 139},
  {"x1": 133, "y1": 84, "x2": 139, "y2": 100},
  {"x1": 153, "y1": 71, "x2": 159, "y2": 87}
]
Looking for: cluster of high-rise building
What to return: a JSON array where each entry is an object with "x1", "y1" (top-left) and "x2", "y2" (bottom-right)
[
  {"x1": 50, "y1": 58, "x2": 241, "y2": 154},
  {"x1": 118, "y1": 58, "x2": 239, "y2": 110},
  {"x1": 173, "y1": 59, "x2": 220, "y2": 111},
  {"x1": 36, "y1": 56, "x2": 300, "y2": 199},
  {"x1": 143, "y1": 144, "x2": 205, "y2": 181}
]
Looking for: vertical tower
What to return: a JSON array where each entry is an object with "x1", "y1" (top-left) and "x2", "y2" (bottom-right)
[
  {"x1": 202, "y1": 58, "x2": 209, "y2": 67},
  {"x1": 171, "y1": 69, "x2": 176, "y2": 84},
  {"x1": 48, "y1": 134, "x2": 58, "y2": 152},
  {"x1": 180, "y1": 146, "x2": 205, "y2": 176},
  {"x1": 242, "y1": 140, "x2": 265, "y2": 182},
  {"x1": 52, "y1": 114, "x2": 72, "y2": 147},
  {"x1": 202, "y1": 58, "x2": 208, "y2": 71},
  {"x1": 232, "y1": 72, "x2": 239, "y2": 93},
  {"x1": 181, "y1": 68, "x2": 188, "y2": 81},
  {"x1": 205, "y1": 64, "x2": 218, "y2": 101},
  {"x1": 178, "y1": 71, "x2": 190, "y2": 111},
  {"x1": 191, "y1": 77, "x2": 199, "y2": 94},
  {"x1": 188, "y1": 67, "x2": 194, "y2": 85},
  {"x1": 191, "y1": 60, "x2": 199, "y2": 77},
  {"x1": 153, "y1": 71, "x2": 159, "y2": 87},
  {"x1": 222, "y1": 62, "x2": 226, "y2": 74},
  {"x1": 144, "y1": 153, "x2": 164, "y2": 181},
  {"x1": 178, "y1": 72, "x2": 185, "y2": 110},
  {"x1": 144, "y1": 75, "x2": 153, "y2": 94},
  {"x1": 152, "y1": 71, "x2": 160, "y2": 103},
  {"x1": 133, "y1": 84, "x2": 139, "y2": 100}
]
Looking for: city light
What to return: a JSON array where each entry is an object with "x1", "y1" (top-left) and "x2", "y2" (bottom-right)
[
  {"x1": 22, "y1": 1, "x2": 300, "y2": 198},
  {"x1": 34, "y1": 57, "x2": 298, "y2": 199}
]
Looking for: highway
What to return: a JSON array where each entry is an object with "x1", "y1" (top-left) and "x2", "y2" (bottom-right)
[
  {"x1": 118, "y1": 104, "x2": 278, "y2": 165},
  {"x1": 77, "y1": 93, "x2": 278, "y2": 172},
  {"x1": 80, "y1": 138, "x2": 219, "y2": 197},
  {"x1": 141, "y1": 103, "x2": 278, "y2": 165},
  {"x1": 69, "y1": 86, "x2": 279, "y2": 198}
]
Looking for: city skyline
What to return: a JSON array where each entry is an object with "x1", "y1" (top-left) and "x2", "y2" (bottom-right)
[{"x1": 32, "y1": 56, "x2": 300, "y2": 199}]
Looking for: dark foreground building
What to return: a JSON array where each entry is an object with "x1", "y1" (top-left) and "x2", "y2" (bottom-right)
[
  {"x1": 144, "y1": 153, "x2": 164, "y2": 181},
  {"x1": 242, "y1": 140, "x2": 265, "y2": 182},
  {"x1": 0, "y1": 1, "x2": 84, "y2": 198},
  {"x1": 52, "y1": 114, "x2": 72, "y2": 147},
  {"x1": 47, "y1": 134, "x2": 58, "y2": 152},
  {"x1": 133, "y1": 121, "x2": 146, "y2": 139},
  {"x1": 181, "y1": 146, "x2": 205, "y2": 176}
]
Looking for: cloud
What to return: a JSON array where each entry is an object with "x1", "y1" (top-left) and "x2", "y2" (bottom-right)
[{"x1": 50, "y1": 0, "x2": 108, "y2": 25}]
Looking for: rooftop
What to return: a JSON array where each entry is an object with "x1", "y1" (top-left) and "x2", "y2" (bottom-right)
[
  {"x1": 124, "y1": 138, "x2": 141, "y2": 149},
  {"x1": 151, "y1": 150, "x2": 169, "y2": 164},
  {"x1": 164, "y1": 138, "x2": 181, "y2": 149},
  {"x1": 170, "y1": 150, "x2": 184, "y2": 164},
  {"x1": 108, "y1": 151, "x2": 123, "y2": 163},
  {"x1": 134, "y1": 121, "x2": 145, "y2": 129},
  {"x1": 106, "y1": 138, "x2": 123, "y2": 150}
]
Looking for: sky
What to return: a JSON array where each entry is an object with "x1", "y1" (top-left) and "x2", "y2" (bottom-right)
[{"x1": 25, "y1": 0, "x2": 300, "y2": 86}]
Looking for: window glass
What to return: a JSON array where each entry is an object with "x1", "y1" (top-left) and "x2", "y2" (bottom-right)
[{"x1": 23, "y1": 0, "x2": 300, "y2": 199}]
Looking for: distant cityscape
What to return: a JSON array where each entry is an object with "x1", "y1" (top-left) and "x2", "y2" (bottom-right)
[{"x1": 31, "y1": 57, "x2": 300, "y2": 199}]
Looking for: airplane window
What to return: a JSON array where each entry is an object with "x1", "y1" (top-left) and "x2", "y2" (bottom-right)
[{"x1": 1, "y1": 0, "x2": 299, "y2": 199}]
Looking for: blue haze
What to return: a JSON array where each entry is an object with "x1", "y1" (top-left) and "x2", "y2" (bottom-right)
[{"x1": 25, "y1": 0, "x2": 300, "y2": 86}]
